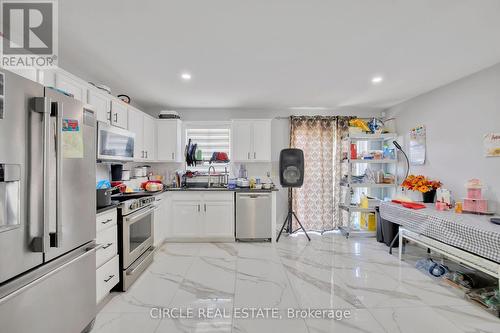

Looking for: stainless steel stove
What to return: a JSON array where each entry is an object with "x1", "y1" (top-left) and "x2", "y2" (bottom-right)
[{"x1": 115, "y1": 195, "x2": 156, "y2": 291}]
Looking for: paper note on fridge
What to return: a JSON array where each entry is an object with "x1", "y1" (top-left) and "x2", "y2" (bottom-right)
[{"x1": 62, "y1": 118, "x2": 84, "y2": 158}]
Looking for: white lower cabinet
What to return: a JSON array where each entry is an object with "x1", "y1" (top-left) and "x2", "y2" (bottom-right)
[
  {"x1": 168, "y1": 192, "x2": 234, "y2": 241},
  {"x1": 96, "y1": 209, "x2": 119, "y2": 304},
  {"x1": 153, "y1": 193, "x2": 170, "y2": 247},
  {"x1": 204, "y1": 199, "x2": 235, "y2": 238},
  {"x1": 96, "y1": 255, "x2": 119, "y2": 304}
]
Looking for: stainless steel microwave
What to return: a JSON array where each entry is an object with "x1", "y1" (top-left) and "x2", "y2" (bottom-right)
[{"x1": 97, "y1": 122, "x2": 135, "y2": 161}]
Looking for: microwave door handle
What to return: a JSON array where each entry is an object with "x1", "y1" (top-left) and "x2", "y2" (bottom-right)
[
  {"x1": 31, "y1": 97, "x2": 51, "y2": 253},
  {"x1": 53, "y1": 101, "x2": 63, "y2": 247}
]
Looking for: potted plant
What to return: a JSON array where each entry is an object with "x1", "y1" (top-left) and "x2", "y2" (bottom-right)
[{"x1": 402, "y1": 175, "x2": 442, "y2": 203}]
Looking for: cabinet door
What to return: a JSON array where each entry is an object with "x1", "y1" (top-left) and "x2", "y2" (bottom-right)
[
  {"x1": 157, "y1": 120, "x2": 181, "y2": 161},
  {"x1": 252, "y1": 120, "x2": 272, "y2": 161},
  {"x1": 232, "y1": 120, "x2": 252, "y2": 162},
  {"x1": 110, "y1": 100, "x2": 128, "y2": 129},
  {"x1": 203, "y1": 201, "x2": 234, "y2": 238},
  {"x1": 55, "y1": 72, "x2": 86, "y2": 101},
  {"x1": 127, "y1": 108, "x2": 144, "y2": 160},
  {"x1": 88, "y1": 89, "x2": 111, "y2": 124},
  {"x1": 171, "y1": 201, "x2": 201, "y2": 238},
  {"x1": 143, "y1": 116, "x2": 156, "y2": 160}
]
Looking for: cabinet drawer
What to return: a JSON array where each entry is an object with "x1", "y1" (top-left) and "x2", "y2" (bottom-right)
[
  {"x1": 96, "y1": 225, "x2": 118, "y2": 268},
  {"x1": 96, "y1": 208, "x2": 117, "y2": 233},
  {"x1": 96, "y1": 255, "x2": 119, "y2": 304}
]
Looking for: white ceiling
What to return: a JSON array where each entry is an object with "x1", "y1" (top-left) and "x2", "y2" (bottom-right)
[{"x1": 59, "y1": 0, "x2": 500, "y2": 112}]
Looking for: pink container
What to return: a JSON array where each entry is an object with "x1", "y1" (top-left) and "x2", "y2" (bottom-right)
[
  {"x1": 467, "y1": 188, "x2": 482, "y2": 199},
  {"x1": 463, "y1": 198, "x2": 488, "y2": 213}
]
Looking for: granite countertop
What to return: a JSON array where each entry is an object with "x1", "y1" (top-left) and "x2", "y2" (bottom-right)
[
  {"x1": 164, "y1": 187, "x2": 279, "y2": 193},
  {"x1": 96, "y1": 201, "x2": 120, "y2": 214}
]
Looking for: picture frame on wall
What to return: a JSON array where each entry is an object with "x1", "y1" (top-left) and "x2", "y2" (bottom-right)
[{"x1": 484, "y1": 133, "x2": 500, "y2": 157}]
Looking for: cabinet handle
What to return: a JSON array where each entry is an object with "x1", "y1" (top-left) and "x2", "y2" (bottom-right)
[
  {"x1": 107, "y1": 111, "x2": 111, "y2": 121},
  {"x1": 204, "y1": 204, "x2": 206, "y2": 212},
  {"x1": 101, "y1": 219, "x2": 113, "y2": 225},
  {"x1": 145, "y1": 151, "x2": 148, "y2": 159},
  {"x1": 247, "y1": 152, "x2": 250, "y2": 160},
  {"x1": 254, "y1": 152, "x2": 256, "y2": 159},
  {"x1": 113, "y1": 113, "x2": 118, "y2": 123},
  {"x1": 104, "y1": 275, "x2": 115, "y2": 283},
  {"x1": 198, "y1": 204, "x2": 200, "y2": 212},
  {"x1": 101, "y1": 243, "x2": 113, "y2": 250},
  {"x1": 171, "y1": 152, "x2": 174, "y2": 160}
]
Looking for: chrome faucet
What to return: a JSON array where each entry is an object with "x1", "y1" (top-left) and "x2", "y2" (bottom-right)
[{"x1": 207, "y1": 166, "x2": 216, "y2": 188}]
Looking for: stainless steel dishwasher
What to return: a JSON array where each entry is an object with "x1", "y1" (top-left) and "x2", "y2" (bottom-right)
[{"x1": 236, "y1": 193, "x2": 272, "y2": 241}]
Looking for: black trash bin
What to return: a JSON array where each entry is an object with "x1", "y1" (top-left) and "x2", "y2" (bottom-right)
[{"x1": 376, "y1": 206, "x2": 399, "y2": 247}]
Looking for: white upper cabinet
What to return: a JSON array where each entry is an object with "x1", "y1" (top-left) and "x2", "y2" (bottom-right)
[
  {"x1": 54, "y1": 71, "x2": 87, "y2": 102},
  {"x1": 87, "y1": 89, "x2": 111, "y2": 124},
  {"x1": 232, "y1": 119, "x2": 272, "y2": 162},
  {"x1": 232, "y1": 120, "x2": 253, "y2": 162},
  {"x1": 143, "y1": 115, "x2": 156, "y2": 161},
  {"x1": 252, "y1": 120, "x2": 272, "y2": 161},
  {"x1": 128, "y1": 108, "x2": 156, "y2": 161},
  {"x1": 110, "y1": 100, "x2": 128, "y2": 129},
  {"x1": 156, "y1": 119, "x2": 182, "y2": 162},
  {"x1": 127, "y1": 107, "x2": 144, "y2": 159}
]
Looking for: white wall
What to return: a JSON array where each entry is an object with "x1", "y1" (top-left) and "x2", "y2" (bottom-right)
[{"x1": 387, "y1": 62, "x2": 500, "y2": 212}]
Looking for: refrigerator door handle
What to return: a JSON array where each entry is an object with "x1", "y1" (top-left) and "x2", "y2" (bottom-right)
[
  {"x1": 52, "y1": 101, "x2": 63, "y2": 248},
  {"x1": 31, "y1": 97, "x2": 51, "y2": 253}
]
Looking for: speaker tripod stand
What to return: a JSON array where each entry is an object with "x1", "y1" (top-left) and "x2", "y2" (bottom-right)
[{"x1": 276, "y1": 189, "x2": 311, "y2": 242}]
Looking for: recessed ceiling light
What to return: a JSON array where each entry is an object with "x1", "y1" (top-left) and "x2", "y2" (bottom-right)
[
  {"x1": 289, "y1": 106, "x2": 328, "y2": 110},
  {"x1": 371, "y1": 76, "x2": 384, "y2": 84},
  {"x1": 180, "y1": 72, "x2": 192, "y2": 81}
]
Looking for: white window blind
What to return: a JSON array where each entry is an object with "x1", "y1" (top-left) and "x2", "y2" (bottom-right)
[{"x1": 185, "y1": 127, "x2": 231, "y2": 172}]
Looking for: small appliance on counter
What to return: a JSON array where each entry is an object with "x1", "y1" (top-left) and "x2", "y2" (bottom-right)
[
  {"x1": 133, "y1": 165, "x2": 151, "y2": 178},
  {"x1": 236, "y1": 178, "x2": 250, "y2": 188},
  {"x1": 111, "y1": 164, "x2": 123, "y2": 181}
]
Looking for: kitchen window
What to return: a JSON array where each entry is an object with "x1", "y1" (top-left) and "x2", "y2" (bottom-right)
[{"x1": 184, "y1": 123, "x2": 231, "y2": 172}]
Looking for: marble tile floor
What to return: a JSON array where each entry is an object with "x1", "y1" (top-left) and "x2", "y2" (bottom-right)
[{"x1": 92, "y1": 233, "x2": 500, "y2": 333}]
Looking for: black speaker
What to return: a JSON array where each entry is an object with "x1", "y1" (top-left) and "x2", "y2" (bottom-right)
[{"x1": 279, "y1": 148, "x2": 304, "y2": 187}]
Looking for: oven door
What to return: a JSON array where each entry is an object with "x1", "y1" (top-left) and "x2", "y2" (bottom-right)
[{"x1": 122, "y1": 206, "x2": 154, "y2": 268}]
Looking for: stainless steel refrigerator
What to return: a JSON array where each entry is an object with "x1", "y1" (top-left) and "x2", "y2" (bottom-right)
[{"x1": 0, "y1": 69, "x2": 97, "y2": 333}]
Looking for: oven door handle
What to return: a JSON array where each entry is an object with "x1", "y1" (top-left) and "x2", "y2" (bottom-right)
[{"x1": 124, "y1": 206, "x2": 154, "y2": 224}]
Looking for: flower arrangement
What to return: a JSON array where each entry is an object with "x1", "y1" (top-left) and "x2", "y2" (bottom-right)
[{"x1": 402, "y1": 175, "x2": 441, "y2": 193}]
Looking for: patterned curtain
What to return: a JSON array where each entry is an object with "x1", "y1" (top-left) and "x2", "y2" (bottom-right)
[{"x1": 290, "y1": 116, "x2": 351, "y2": 232}]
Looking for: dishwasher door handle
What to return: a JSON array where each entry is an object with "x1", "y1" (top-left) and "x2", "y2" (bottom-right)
[{"x1": 238, "y1": 194, "x2": 270, "y2": 199}]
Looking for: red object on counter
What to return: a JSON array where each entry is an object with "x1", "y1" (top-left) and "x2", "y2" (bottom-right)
[
  {"x1": 401, "y1": 202, "x2": 426, "y2": 210},
  {"x1": 350, "y1": 144, "x2": 357, "y2": 160},
  {"x1": 391, "y1": 199, "x2": 426, "y2": 210},
  {"x1": 140, "y1": 180, "x2": 162, "y2": 190}
]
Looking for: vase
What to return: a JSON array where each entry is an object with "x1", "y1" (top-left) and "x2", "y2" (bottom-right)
[{"x1": 422, "y1": 189, "x2": 436, "y2": 203}]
